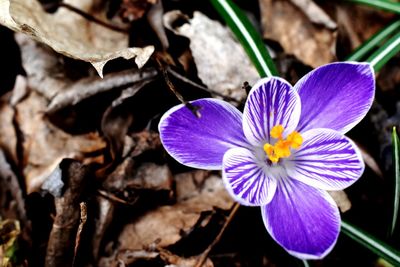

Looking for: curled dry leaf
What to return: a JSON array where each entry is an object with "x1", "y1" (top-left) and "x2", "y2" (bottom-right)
[
  {"x1": 15, "y1": 92, "x2": 106, "y2": 193},
  {"x1": 117, "y1": 172, "x2": 233, "y2": 251},
  {"x1": 164, "y1": 11, "x2": 259, "y2": 102},
  {"x1": 259, "y1": 0, "x2": 337, "y2": 67},
  {"x1": 15, "y1": 33, "x2": 71, "y2": 100},
  {"x1": 0, "y1": 0, "x2": 154, "y2": 77}
]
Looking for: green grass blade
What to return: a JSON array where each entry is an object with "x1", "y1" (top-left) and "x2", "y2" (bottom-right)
[
  {"x1": 347, "y1": 20, "x2": 400, "y2": 62},
  {"x1": 391, "y1": 127, "x2": 400, "y2": 236},
  {"x1": 210, "y1": 0, "x2": 279, "y2": 77},
  {"x1": 366, "y1": 31, "x2": 400, "y2": 72},
  {"x1": 345, "y1": 0, "x2": 400, "y2": 14},
  {"x1": 341, "y1": 220, "x2": 400, "y2": 266}
]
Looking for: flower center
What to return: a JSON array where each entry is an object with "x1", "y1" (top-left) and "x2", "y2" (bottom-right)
[{"x1": 263, "y1": 125, "x2": 303, "y2": 163}]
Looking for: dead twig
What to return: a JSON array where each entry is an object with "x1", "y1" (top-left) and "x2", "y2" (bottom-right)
[
  {"x1": 45, "y1": 160, "x2": 89, "y2": 267},
  {"x1": 43, "y1": 2, "x2": 129, "y2": 33},
  {"x1": 47, "y1": 68, "x2": 158, "y2": 113},
  {"x1": 155, "y1": 58, "x2": 201, "y2": 118},
  {"x1": 195, "y1": 203, "x2": 240, "y2": 267},
  {"x1": 72, "y1": 202, "x2": 87, "y2": 267},
  {"x1": 166, "y1": 68, "x2": 241, "y2": 104}
]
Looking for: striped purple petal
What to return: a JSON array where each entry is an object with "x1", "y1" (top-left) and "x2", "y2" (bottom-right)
[
  {"x1": 159, "y1": 99, "x2": 248, "y2": 170},
  {"x1": 222, "y1": 147, "x2": 278, "y2": 206},
  {"x1": 294, "y1": 62, "x2": 375, "y2": 133},
  {"x1": 287, "y1": 128, "x2": 364, "y2": 190},
  {"x1": 262, "y1": 179, "x2": 340, "y2": 259},
  {"x1": 243, "y1": 77, "x2": 301, "y2": 146}
]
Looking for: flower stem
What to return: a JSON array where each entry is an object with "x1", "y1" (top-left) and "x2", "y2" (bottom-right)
[{"x1": 210, "y1": 0, "x2": 279, "y2": 77}]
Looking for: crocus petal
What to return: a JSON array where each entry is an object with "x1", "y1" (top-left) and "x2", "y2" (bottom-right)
[
  {"x1": 159, "y1": 99, "x2": 248, "y2": 170},
  {"x1": 294, "y1": 62, "x2": 375, "y2": 133},
  {"x1": 243, "y1": 77, "x2": 301, "y2": 145},
  {"x1": 262, "y1": 179, "x2": 340, "y2": 259},
  {"x1": 222, "y1": 147, "x2": 277, "y2": 206},
  {"x1": 287, "y1": 128, "x2": 364, "y2": 190}
]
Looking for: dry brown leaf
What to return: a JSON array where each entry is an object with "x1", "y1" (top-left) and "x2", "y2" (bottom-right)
[
  {"x1": 163, "y1": 11, "x2": 259, "y2": 102},
  {"x1": 260, "y1": 0, "x2": 337, "y2": 67},
  {"x1": 117, "y1": 172, "x2": 233, "y2": 250},
  {"x1": 0, "y1": 0, "x2": 154, "y2": 77},
  {"x1": 15, "y1": 92, "x2": 106, "y2": 193},
  {"x1": 328, "y1": 190, "x2": 351, "y2": 213},
  {"x1": 290, "y1": 0, "x2": 336, "y2": 29},
  {"x1": 159, "y1": 248, "x2": 214, "y2": 267},
  {"x1": 0, "y1": 98, "x2": 17, "y2": 164}
]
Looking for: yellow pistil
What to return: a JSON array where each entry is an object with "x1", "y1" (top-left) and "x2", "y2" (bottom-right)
[{"x1": 263, "y1": 125, "x2": 303, "y2": 163}]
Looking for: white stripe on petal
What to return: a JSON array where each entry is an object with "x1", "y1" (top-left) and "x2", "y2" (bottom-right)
[
  {"x1": 159, "y1": 98, "x2": 249, "y2": 170},
  {"x1": 222, "y1": 147, "x2": 277, "y2": 206},
  {"x1": 262, "y1": 178, "x2": 340, "y2": 259},
  {"x1": 287, "y1": 128, "x2": 364, "y2": 190},
  {"x1": 243, "y1": 77, "x2": 301, "y2": 146}
]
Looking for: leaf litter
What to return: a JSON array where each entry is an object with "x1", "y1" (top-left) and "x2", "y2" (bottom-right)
[{"x1": 0, "y1": 0, "x2": 396, "y2": 266}]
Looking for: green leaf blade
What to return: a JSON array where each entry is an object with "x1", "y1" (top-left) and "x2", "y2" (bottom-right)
[
  {"x1": 347, "y1": 20, "x2": 400, "y2": 62},
  {"x1": 367, "y1": 31, "x2": 400, "y2": 72},
  {"x1": 391, "y1": 127, "x2": 400, "y2": 236},
  {"x1": 341, "y1": 220, "x2": 400, "y2": 266},
  {"x1": 345, "y1": 0, "x2": 400, "y2": 14},
  {"x1": 210, "y1": 0, "x2": 279, "y2": 78}
]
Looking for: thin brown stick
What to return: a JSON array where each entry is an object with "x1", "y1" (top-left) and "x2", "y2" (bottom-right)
[
  {"x1": 72, "y1": 202, "x2": 87, "y2": 267},
  {"x1": 155, "y1": 58, "x2": 201, "y2": 118},
  {"x1": 44, "y1": 2, "x2": 129, "y2": 33},
  {"x1": 195, "y1": 202, "x2": 240, "y2": 267},
  {"x1": 166, "y1": 68, "x2": 241, "y2": 104}
]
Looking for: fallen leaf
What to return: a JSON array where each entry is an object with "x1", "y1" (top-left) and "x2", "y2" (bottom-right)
[
  {"x1": 0, "y1": 150, "x2": 27, "y2": 224},
  {"x1": 15, "y1": 91, "x2": 106, "y2": 193},
  {"x1": 41, "y1": 164, "x2": 64, "y2": 198},
  {"x1": 259, "y1": 0, "x2": 337, "y2": 67},
  {"x1": 117, "y1": 172, "x2": 233, "y2": 250},
  {"x1": 335, "y1": 4, "x2": 394, "y2": 52},
  {"x1": 0, "y1": 219, "x2": 21, "y2": 266},
  {"x1": 328, "y1": 190, "x2": 351, "y2": 213},
  {"x1": 103, "y1": 158, "x2": 172, "y2": 193},
  {"x1": 0, "y1": 96, "x2": 17, "y2": 164},
  {"x1": 290, "y1": 0, "x2": 336, "y2": 29},
  {"x1": 15, "y1": 33, "x2": 71, "y2": 100},
  {"x1": 120, "y1": 0, "x2": 156, "y2": 21},
  {"x1": 163, "y1": 11, "x2": 259, "y2": 102},
  {"x1": 159, "y1": 248, "x2": 214, "y2": 267},
  {"x1": 0, "y1": 0, "x2": 154, "y2": 77},
  {"x1": 92, "y1": 196, "x2": 115, "y2": 260},
  {"x1": 101, "y1": 79, "x2": 156, "y2": 160}
]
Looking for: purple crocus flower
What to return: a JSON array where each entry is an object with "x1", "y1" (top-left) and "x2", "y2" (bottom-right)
[{"x1": 158, "y1": 62, "x2": 375, "y2": 259}]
